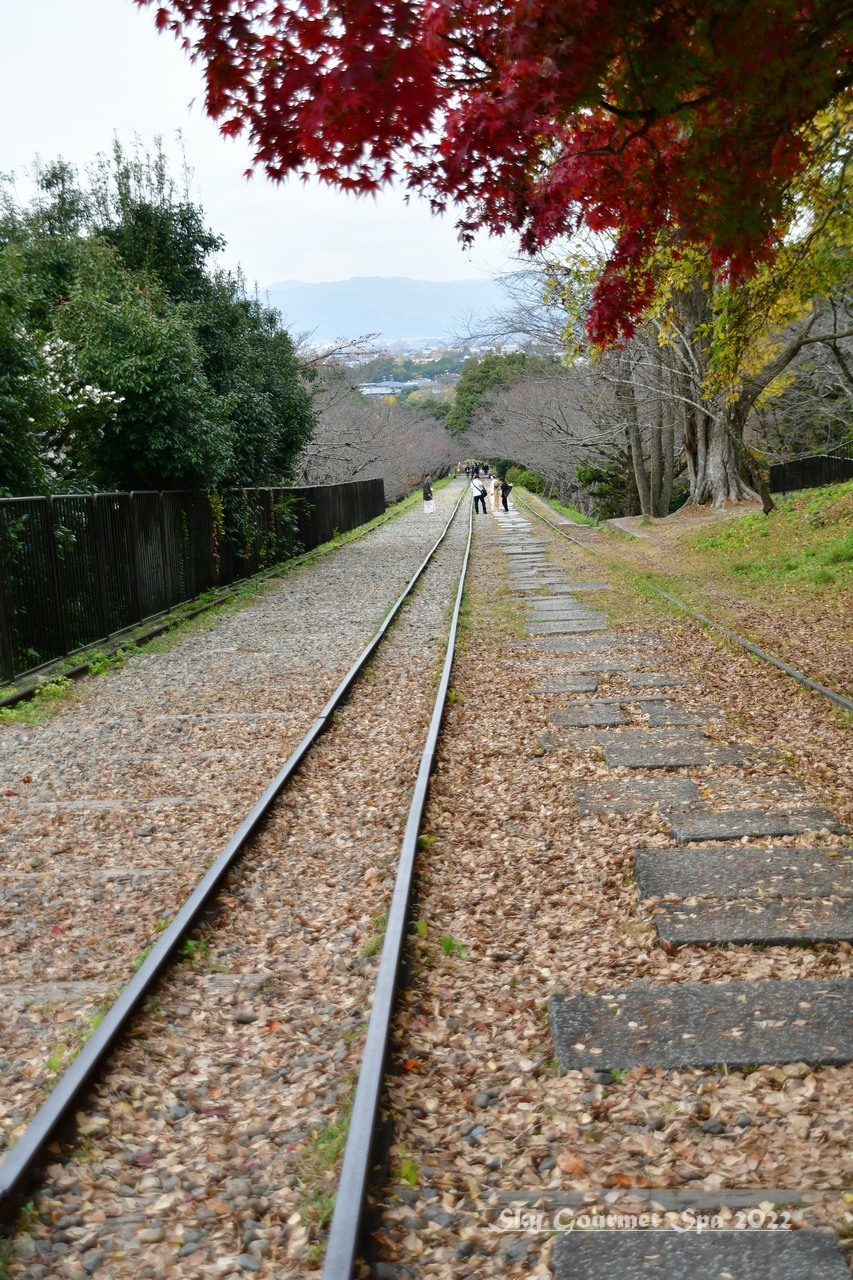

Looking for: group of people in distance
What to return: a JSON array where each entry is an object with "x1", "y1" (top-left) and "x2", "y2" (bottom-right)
[
  {"x1": 469, "y1": 465, "x2": 512, "y2": 515},
  {"x1": 421, "y1": 464, "x2": 513, "y2": 515}
]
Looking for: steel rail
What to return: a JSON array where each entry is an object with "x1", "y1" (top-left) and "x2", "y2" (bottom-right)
[
  {"x1": 517, "y1": 494, "x2": 853, "y2": 715},
  {"x1": 0, "y1": 483, "x2": 468, "y2": 1221},
  {"x1": 322, "y1": 501, "x2": 475, "y2": 1280}
]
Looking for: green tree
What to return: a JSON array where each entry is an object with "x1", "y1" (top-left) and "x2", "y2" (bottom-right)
[
  {"x1": 0, "y1": 143, "x2": 315, "y2": 494},
  {"x1": 0, "y1": 250, "x2": 52, "y2": 493},
  {"x1": 445, "y1": 352, "x2": 531, "y2": 436},
  {"x1": 198, "y1": 271, "x2": 314, "y2": 486},
  {"x1": 88, "y1": 139, "x2": 224, "y2": 304},
  {"x1": 56, "y1": 239, "x2": 230, "y2": 489}
]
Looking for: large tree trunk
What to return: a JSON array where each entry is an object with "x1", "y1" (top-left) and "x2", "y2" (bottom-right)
[
  {"x1": 675, "y1": 277, "x2": 762, "y2": 507},
  {"x1": 649, "y1": 345, "x2": 676, "y2": 516},
  {"x1": 649, "y1": 396, "x2": 663, "y2": 515},
  {"x1": 623, "y1": 434, "x2": 642, "y2": 516},
  {"x1": 682, "y1": 405, "x2": 761, "y2": 506}
]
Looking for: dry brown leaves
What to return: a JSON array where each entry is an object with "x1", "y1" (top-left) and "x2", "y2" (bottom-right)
[{"x1": 370, "y1": 513, "x2": 852, "y2": 1278}]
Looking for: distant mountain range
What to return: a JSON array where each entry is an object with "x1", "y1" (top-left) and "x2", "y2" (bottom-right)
[{"x1": 262, "y1": 276, "x2": 507, "y2": 346}]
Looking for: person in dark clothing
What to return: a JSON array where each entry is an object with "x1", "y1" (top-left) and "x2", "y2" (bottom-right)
[
  {"x1": 471, "y1": 475, "x2": 488, "y2": 514},
  {"x1": 423, "y1": 474, "x2": 435, "y2": 512},
  {"x1": 501, "y1": 477, "x2": 512, "y2": 511}
]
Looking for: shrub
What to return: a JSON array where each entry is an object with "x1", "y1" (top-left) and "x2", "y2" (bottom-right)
[{"x1": 505, "y1": 465, "x2": 544, "y2": 493}]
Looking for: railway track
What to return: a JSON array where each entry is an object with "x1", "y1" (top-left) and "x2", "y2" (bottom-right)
[
  {"x1": 359, "y1": 499, "x2": 851, "y2": 1279},
  {"x1": 3, "y1": 484, "x2": 851, "y2": 1278},
  {"x1": 0, "y1": 482, "x2": 473, "y2": 1276}
]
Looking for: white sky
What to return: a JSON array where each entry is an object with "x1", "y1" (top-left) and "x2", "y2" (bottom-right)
[{"x1": 0, "y1": 0, "x2": 516, "y2": 288}]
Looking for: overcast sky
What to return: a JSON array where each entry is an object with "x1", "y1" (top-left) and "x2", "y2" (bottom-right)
[{"x1": 0, "y1": 0, "x2": 516, "y2": 288}]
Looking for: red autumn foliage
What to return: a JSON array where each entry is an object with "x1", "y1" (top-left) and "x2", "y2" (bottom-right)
[{"x1": 136, "y1": 0, "x2": 852, "y2": 343}]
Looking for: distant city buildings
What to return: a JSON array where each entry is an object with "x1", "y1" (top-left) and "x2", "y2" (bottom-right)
[{"x1": 358, "y1": 374, "x2": 459, "y2": 398}]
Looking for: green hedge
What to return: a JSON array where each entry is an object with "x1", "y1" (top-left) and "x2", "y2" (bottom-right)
[{"x1": 505, "y1": 466, "x2": 544, "y2": 494}]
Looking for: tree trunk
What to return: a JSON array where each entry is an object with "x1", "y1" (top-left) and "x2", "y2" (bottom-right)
[
  {"x1": 660, "y1": 368, "x2": 676, "y2": 513},
  {"x1": 619, "y1": 354, "x2": 650, "y2": 515},
  {"x1": 649, "y1": 397, "x2": 663, "y2": 516},
  {"x1": 624, "y1": 433, "x2": 642, "y2": 516},
  {"x1": 674, "y1": 276, "x2": 762, "y2": 507},
  {"x1": 683, "y1": 406, "x2": 761, "y2": 506}
]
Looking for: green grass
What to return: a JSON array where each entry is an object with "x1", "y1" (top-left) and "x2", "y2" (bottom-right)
[
  {"x1": 546, "y1": 497, "x2": 599, "y2": 526},
  {"x1": 440, "y1": 935, "x2": 468, "y2": 958},
  {"x1": 179, "y1": 937, "x2": 212, "y2": 966},
  {"x1": 0, "y1": 677, "x2": 76, "y2": 725},
  {"x1": 691, "y1": 481, "x2": 853, "y2": 591},
  {"x1": 297, "y1": 1103, "x2": 354, "y2": 1255},
  {"x1": 362, "y1": 908, "x2": 389, "y2": 958}
]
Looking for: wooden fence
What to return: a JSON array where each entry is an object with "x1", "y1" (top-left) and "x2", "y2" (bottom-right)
[
  {"x1": 0, "y1": 479, "x2": 385, "y2": 683},
  {"x1": 769, "y1": 442, "x2": 853, "y2": 494}
]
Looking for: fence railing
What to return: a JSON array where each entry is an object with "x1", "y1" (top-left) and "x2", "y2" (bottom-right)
[
  {"x1": 769, "y1": 441, "x2": 853, "y2": 494},
  {"x1": 0, "y1": 479, "x2": 385, "y2": 684}
]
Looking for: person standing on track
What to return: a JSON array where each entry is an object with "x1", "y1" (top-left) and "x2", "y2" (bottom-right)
[
  {"x1": 501, "y1": 477, "x2": 512, "y2": 511},
  {"x1": 423, "y1": 474, "x2": 435, "y2": 513},
  {"x1": 471, "y1": 474, "x2": 488, "y2": 515}
]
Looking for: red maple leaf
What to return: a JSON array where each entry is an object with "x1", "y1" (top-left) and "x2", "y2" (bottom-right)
[{"x1": 135, "y1": 0, "x2": 852, "y2": 344}]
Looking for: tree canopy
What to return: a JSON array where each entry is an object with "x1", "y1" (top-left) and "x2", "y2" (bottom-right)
[
  {"x1": 0, "y1": 143, "x2": 315, "y2": 494},
  {"x1": 139, "y1": 0, "x2": 852, "y2": 344}
]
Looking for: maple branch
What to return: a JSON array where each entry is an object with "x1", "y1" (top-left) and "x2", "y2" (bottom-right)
[
  {"x1": 437, "y1": 31, "x2": 497, "y2": 76},
  {"x1": 581, "y1": 121, "x2": 661, "y2": 159},
  {"x1": 597, "y1": 89, "x2": 717, "y2": 124}
]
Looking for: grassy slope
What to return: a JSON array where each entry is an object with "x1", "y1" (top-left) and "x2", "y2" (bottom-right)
[{"x1": 542, "y1": 482, "x2": 853, "y2": 695}]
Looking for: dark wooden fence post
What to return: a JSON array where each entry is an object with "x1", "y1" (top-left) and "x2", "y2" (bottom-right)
[
  {"x1": 45, "y1": 497, "x2": 70, "y2": 661},
  {"x1": 91, "y1": 495, "x2": 114, "y2": 641},
  {"x1": 0, "y1": 516, "x2": 15, "y2": 682}
]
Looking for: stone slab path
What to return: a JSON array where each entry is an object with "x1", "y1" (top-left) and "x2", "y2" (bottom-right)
[
  {"x1": 489, "y1": 504, "x2": 851, "y2": 1275},
  {"x1": 549, "y1": 978, "x2": 852, "y2": 1070},
  {"x1": 552, "y1": 1228, "x2": 851, "y2": 1280},
  {"x1": 650, "y1": 898, "x2": 853, "y2": 946},
  {"x1": 669, "y1": 807, "x2": 846, "y2": 842},
  {"x1": 635, "y1": 846, "x2": 853, "y2": 898},
  {"x1": 550, "y1": 726, "x2": 748, "y2": 768},
  {"x1": 573, "y1": 777, "x2": 700, "y2": 815}
]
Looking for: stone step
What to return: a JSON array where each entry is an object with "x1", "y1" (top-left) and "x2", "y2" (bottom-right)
[
  {"x1": 530, "y1": 677, "x2": 599, "y2": 695},
  {"x1": 573, "y1": 777, "x2": 700, "y2": 815},
  {"x1": 540, "y1": 634, "x2": 660, "y2": 652},
  {"x1": 531, "y1": 618, "x2": 610, "y2": 634},
  {"x1": 635, "y1": 846, "x2": 853, "y2": 899},
  {"x1": 552, "y1": 1227, "x2": 851, "y2": 1280},
  {"x1": 651, "y1": 898, "x2": 853, "y2": 946},
  {"x1": 547, "y1": 727, "x2": 746, "y2": 768},
  {"x1": 559, "y1": 659, "x2": 645, "y2": 673},
  {"x1": 637, "y1": 700, "x2": 720, "y2": 726},
  {"x1": 516, "y1": 582, "x2": 611, "y2": 592},
  {"x1": 627, "y1": 673, "x2": 699, "y2": 688},
  {"x1": 525, "y1": 603, "x2": 599, "y2": 616},
  {"x1": 529, "y1": 618, "x2": 608, "y2": 635},
  {"x1": 553, "y1": 704, "x2": 629, "y2": 727},
  {"x1": 669, "y1": 808, "x2": 847, "y2": 843},
  {"x1": 549, "y1": 978, "x2": 852, "y2": 1071}
]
